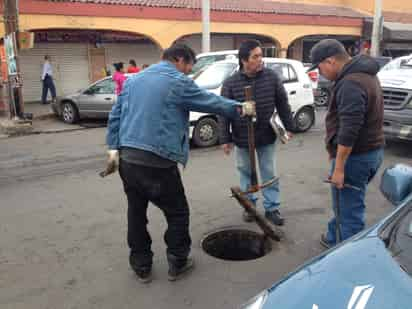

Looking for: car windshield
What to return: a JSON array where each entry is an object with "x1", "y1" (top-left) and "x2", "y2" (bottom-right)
[
  {"x1": 191, "y1": 54, "x2": 237, "y2": 76},
  {"x1": 381, "y1": 56, "x2": 412, "y2": 71},
  {"x1": 400, "y1": 58, "x2": 412, "y2": 69},
  {"x1": 386, "y1": 203, "x2": 412, "y2": 276},
  {"x1": 194, "y1": 62, "x2": 237, "y2": 90}
]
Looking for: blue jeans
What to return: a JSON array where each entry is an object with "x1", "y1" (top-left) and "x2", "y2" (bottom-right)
[
  {"x1": 42, "y1": 75, "x2": 56, "y2": 104},
  {"x1": 326, "y1": 148, "x2": 384, "y2": 245},
  {"x1": 235, "y1": 143, "x2": 279, "y2": 212}
]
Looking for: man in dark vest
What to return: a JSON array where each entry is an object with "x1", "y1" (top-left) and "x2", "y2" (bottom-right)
[{"x1": 308, "y1": 39, "x2": 384, "y2": 248}]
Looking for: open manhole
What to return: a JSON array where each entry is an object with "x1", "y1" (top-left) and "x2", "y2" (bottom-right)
[{"x1": 201, "y1": 228, "x2": 272, "y2": 261}]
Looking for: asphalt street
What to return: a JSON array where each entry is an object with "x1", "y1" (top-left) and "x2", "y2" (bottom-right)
[{"x1": 1, "y1": 109, "x2": 411, "y2": 309}]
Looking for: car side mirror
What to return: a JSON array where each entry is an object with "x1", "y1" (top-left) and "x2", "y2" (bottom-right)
[{"x1": 380, "y1": 164, "x2": 412, "y2": 206}]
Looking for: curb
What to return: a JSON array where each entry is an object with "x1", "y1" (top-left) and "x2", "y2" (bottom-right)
[
  {"x1": 5, "y1": 126, "x2": 96, "y2": 138},
  {"x1": 33, "y1": 113, "x2": 57, "y2": 121}
]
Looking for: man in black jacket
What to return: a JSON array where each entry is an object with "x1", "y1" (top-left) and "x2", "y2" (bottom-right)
[
  {"x1": 309, "y1": 39, "x2": 384, "y2": 248},
  {"x1": 218, "y1": 40, "x2": 294, "y2": 226}
]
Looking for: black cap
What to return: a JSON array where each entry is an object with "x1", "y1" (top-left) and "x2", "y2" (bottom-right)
[{"x1": 308, "y1": 39, "x2": 347, "y2": 72}]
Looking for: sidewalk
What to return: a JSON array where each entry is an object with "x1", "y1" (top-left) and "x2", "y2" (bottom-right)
[{"x1": 0, "y1": 102, "x2": 87, "y2": 138}]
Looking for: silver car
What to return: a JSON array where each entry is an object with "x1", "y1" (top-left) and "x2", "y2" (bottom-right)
[{"x1": 52, "y1": 75, "x2": 133, "y2": 124}]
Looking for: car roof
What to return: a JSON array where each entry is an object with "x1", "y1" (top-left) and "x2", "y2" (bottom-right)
[
  {"x1": 196, "y1": 50, "x2": 238, "y2": 58},
  {"x1": 207, "y1": 57, "x2": 303, "y2": 66}
]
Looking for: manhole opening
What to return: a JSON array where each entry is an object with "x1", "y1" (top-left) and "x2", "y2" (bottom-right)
[{"x1": 201, "y1": 229, "x2": 272, "y2": 261}]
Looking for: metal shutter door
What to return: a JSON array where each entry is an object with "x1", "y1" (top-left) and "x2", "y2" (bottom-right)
[
  {"x1": 104, "y1": 43, "x2": 161, "y2": 72},
  {"x1": 19, "y1": 43, "x2": 90, "y2": 102}
]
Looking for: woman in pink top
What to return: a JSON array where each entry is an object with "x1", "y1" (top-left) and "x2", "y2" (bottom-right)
[{"x1": 113, "y1": 62, "x2": 126, "y2": 95}]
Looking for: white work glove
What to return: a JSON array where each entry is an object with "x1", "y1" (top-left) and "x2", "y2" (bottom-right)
[
  {"x1": 241, "y1": 101, "x2": 256, "y2": 117},
  {"x1": 99, "y1": 149, "x2": 119, "y2": 177}
]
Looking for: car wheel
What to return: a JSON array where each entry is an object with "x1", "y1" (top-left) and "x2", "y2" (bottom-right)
[
  {"x1": 294, "y1": 107, "x2": 314, "y2": 132},
  {"x1": 61, "y1": 101, "x2": 79, "y2": 124},
  {"x1": 193, "y1": 117, "x2": 219, "y2": 147},
  {"x1": 314, "y1": 88, "x2": 330, "y2": 107}
]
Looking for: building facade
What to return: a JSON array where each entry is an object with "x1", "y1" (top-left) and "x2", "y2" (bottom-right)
[{"x1": 1, "y1": 0, "x2": 411, "y2": 102}]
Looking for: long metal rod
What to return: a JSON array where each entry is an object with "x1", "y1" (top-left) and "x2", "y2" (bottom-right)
[
  {"x1": 244, "y1": 86, "x2": 258, "y2": 191},
  {"x1": 231, "y1": 187, "x2": 283, "y2": 241}
]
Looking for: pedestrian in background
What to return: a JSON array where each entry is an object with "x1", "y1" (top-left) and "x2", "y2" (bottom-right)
[
  {"x1": 127, "y1": 59, "x2": 141, "y2": 74},
  {"x1": 308, "y1": 39, "x2": 384, "y2": 248},
  {"x1": 41, "y1": 55, "x2": 57, "y2": 105},
  {"x1": 112, "y1": 62, "x2": 126, "y2": 95}
]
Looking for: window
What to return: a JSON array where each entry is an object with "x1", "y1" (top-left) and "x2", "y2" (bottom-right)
[
  {"x1": 266, "y1": 63, "x2": 298, "y2": 83},
  {"x1": 87, "y1": 78, "x2": 115, "y2": 94},
  {"x1": 194, "y1": 62, "x2": 237, "y2": 90},
  {"x1": 191, "y1": 54, "x2": 237, "y2": 76}
]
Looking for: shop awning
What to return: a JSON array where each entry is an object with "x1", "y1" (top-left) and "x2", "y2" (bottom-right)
[{"x1": 363, "y1": 19, "x2": 412, "y2": 41}]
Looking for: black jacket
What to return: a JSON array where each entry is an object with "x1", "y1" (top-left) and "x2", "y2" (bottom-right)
[
  {"x1": 218, "y1": 67, "x2": 294, "y2": 148},
  {"x1": 325, "y1": 55, "x2": 385, "y2": 157}
]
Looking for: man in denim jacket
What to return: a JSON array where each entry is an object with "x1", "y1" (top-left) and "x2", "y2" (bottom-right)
[{"x1": 105, "y1": 44, "x2": 254, "y2": 283}]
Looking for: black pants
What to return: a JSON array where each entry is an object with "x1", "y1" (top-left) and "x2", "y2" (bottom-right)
[
  {"x1": 41, "y1": 75, "x2": 56, "y2": 104},
  {"x1": 119, "y1": 160, "x2": 191, "y2": 269}
]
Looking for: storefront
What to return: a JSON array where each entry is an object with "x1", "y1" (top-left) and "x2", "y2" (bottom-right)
[{"x1": 18, "y1": 30, "x2": 161, "y2": 102}]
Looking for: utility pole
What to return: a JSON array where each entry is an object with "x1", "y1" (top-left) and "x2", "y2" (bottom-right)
[
  {"x1": 201, "y1": 0, "x2": 210, "y2": 53},
  {"x1": 370, "y1": 0, "x2": 382, "y2": 57},
  {"x1": 3, "y1": 0, "x2": 24, "y2": 119}
]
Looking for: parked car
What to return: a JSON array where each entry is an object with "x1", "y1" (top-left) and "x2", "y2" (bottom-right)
[
  {"x1": 189, "y1": 50, "x2": 238, "y2": 78},
  {"x1": 52, "y1": 74, "x2": 135, "y2": 124},
  {"x1": 190, "y1": 58, "x2": 315, "y2": 147},
  {"x1": 378, "y1": 57, "x2": 412, "y2": 141},
  {"x1": 241, "y1": 163, "x2": 412, "y2": 309},
  {"x1": 379, "y1": 54, "x2": 412, "y2": 75}
]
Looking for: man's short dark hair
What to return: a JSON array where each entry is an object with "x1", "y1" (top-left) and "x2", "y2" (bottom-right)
[
  {"x1": 238, "y1": 40, "x2": 262, "y2": 69},
  {"x1": 162, "y1": 44, "x2": 196, "y2": 64}
]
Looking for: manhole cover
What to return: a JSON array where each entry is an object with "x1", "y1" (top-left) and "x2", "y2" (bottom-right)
[{"x1": 201, "y1": 229, "x2": 272, "y2": 261}]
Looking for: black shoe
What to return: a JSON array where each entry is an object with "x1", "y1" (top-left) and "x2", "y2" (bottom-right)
[
  {"x1": 168, "y1": 257, "x2": 194, "y2": 282},
  {"x1": 320, "y1": 234, "x2": 332, "y2": 249},
  {"x1": 133, "y1": 266, "x2": 152, "y2": 283},
  {"x1": 265, "y1": 210, "x2": 284, "y2": 226},
  {"x1": 242, "y1": 210, "x2": 255, "y2": 222}
]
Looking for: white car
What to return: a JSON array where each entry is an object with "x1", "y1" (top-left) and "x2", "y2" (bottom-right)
[
  {"x1": 378, "y1": 54, "x2": 412, "y2": 79},
  {"x1": 190, "y1": 50, "x2": 238, "y2": 78},
  {"x1": 378, "y1": 57, "x2": 412, "y2": 141},
  {"x1": 190, "y1": 58, "x2": 315, "y2": 147}
]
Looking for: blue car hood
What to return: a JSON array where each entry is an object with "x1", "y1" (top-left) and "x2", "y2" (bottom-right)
[{"x1": 263, "y1": 236, "x2": 412, "y2": 308}]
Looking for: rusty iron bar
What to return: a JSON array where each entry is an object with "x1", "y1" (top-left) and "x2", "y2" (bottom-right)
[
  {"x1": 231, "y1": 187, "x2": 283, "y2": 241},
  {"x1": 231, "y1": 176, "x2": 279, "y2": 196},
  {"x1": 244, "y1": 85, "x2": 259, "y2": 192}
]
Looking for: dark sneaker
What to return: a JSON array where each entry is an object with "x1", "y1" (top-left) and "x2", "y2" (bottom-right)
[
  {"x1": 320, "y1": 234, "x2": 332, "y2": 249},
  {"x1": 242, "y1": 210, "x2": 255, "y2": 222},
  {"x1": 265, "y1": 210, "x2": 284, "y2": 226},
  {"x1": 168, "y1": 257, "x2": 194, "y2": 282},
  {"x1": 133, "y1": 267, "x2": 152, "y2": 283}
]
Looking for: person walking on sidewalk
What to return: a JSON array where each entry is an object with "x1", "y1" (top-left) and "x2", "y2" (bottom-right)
[
  {"x1": 218, "y1": 40, "x2": 294, "y2": 226},
  {"x1": 104, "y1": 43, "x2": 255, "y2": 283},
  {"x1": 308, "y1": 39, "x2": 385, "y2": 248},
  {"x1": 41, "y1": 55, "x2": 57, "y2": 105}
]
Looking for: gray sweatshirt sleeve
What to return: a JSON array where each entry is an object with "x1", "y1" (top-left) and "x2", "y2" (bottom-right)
[{"x1": 336, "y1": 80, "x2": 367, "y2": 147}]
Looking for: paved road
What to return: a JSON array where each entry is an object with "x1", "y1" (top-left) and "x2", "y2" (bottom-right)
[{"x1": 0, "y1": 111, "x2": 411, "y2": 308}]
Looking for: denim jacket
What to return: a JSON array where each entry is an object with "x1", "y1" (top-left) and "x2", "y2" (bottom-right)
[{"x1": 106, "y1": 61, "x2": 241, "y2": 166}]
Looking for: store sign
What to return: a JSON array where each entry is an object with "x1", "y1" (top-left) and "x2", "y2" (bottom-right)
[{"x1": 4, "y1": 33, "x2": 18, "y2": 76}]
